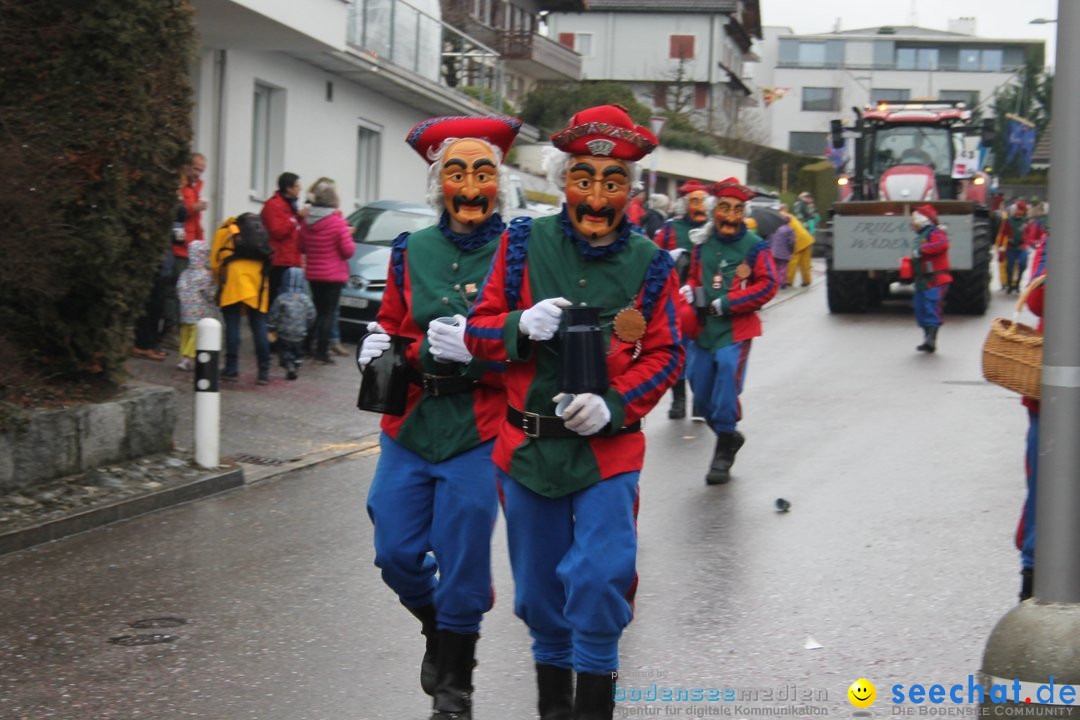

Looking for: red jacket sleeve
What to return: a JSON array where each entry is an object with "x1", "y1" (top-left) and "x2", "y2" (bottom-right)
[
  {"x1": 719, "y1": 242, "x2": 778, "y2": 315},
  {"x1": 606, "y1": 269, "x2": 684, "y2": 428},
  {"x1": 260, "y1": 196, "x2": 295, "y2": 243}
]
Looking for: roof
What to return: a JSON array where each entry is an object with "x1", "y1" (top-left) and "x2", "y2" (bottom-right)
[
  {"x1": 833, "y1": 25, "x2": 968, "y2": 37},
  {"x1": 1032, "y1": 124, "x2": 1052, "y2": 165}
]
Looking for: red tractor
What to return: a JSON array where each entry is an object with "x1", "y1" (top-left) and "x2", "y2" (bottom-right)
[{"x1": 820, "y1": 101, "x2": 995, "y2": 314}]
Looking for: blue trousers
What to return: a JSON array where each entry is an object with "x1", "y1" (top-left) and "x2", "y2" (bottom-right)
[
  {"x1": 686, "y1": 340, "x2": 752, "y2": 434},
  {"x1": 913, "y1": 285, "x2": 945, "y2": 329},
  {"x1": 1006, "y1": 247, "x2": 1028, "y2": 287},
  {"x1": 1022, "y1": 410, "x2": 1040, "y2": 570},
  {"x1": 222, "y1": 302, "x2": 270, "y2": 374},
  {"x1": 498, "y1": 469, "x2": 639, "y2": 673},
  {"x1": 367, "y1": 434, "x2": 498, "y2": 633}
]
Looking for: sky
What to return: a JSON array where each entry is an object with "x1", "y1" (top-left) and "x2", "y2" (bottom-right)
[{"x1": 760, "y1": 0, "x2": 1060, "y2": 68}]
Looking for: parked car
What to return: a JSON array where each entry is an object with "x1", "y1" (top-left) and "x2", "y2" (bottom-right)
[{"x1": 340, "y1": 201, "x2": 436, "y2": 332}]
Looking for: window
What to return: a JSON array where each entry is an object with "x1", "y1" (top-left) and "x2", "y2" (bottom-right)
[
  {"x1": 653, "y1": 82, "x2": 668, "y2": 109},
  {"x1": 981, "y1": 48, "x2": 1002, "y2": 72},
  {"x1": 790, "y1": 131, "x2": 827, "y2": 156},
  {"x1": 870, "y1": 88, "x2": 910, "y2": 104},
  {"x1": 798, "y1": 42, "x2": 826, "y2": 67},
  {"x1": 250, "y1": 83, "x2": 284, "y2": 198},
  {"x1": 694, "y1": 84, "x2": 708, "y2": 110},
  {"x1": 670, "y1": 35, "x2": 695, "y2": 60},
  {"x1": 558, "y1": 32, "x2": 591, "y2": 55},
  {"x1": 897, "y1": 46, "x2": 938, "y2": 70},
  {"x1": 356, "y1": 123, "x2": 381, "y2": 206},
  {"x1": 940, "y1": 90, "x2": 979, "y2": 108},
  {"x1": 802, "y1": 87, "x2": 840, "y2": 112},
  {"x1": 959, "y1": 48, "x2": 981, "y2": 71}
]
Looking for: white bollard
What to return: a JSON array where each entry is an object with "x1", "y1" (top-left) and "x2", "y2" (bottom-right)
[{"x1": 194, "y1": 317, "x2": 222, "y2": 469}]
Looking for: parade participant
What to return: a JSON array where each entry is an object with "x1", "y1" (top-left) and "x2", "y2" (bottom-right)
[
  {"x1": 359, "y1": 114, "x2": 522, "y2": 720},
  {"x1": 679, "y1": 178, "x2": 778, "y2": 485},
  {"x1": 909, "y1": 204, "x2": 952, "y2": 353},
  {"x1": 997, "y1": 200, "x2": 1028, "y2": 293},
  {"x1": 1015, "y1": 235, "x2": 1046, "y2": 601},
  {"x1": 653, "y1": 179, "x2": 710, "y2": 419},
  {"x1": 465, "y1": 104, "x2": 682, "y2": 720}
]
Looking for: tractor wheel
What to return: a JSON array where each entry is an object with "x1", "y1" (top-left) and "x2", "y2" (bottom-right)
[
  {"x1": 826, "y1": 267, "x2": 869, "y2": 313},
  {"x1": 945, "y1": 219, "x2": 991, "y2": 315}
]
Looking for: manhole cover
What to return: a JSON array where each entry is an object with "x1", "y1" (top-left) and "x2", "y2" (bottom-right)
[
  {"x1": 130, "y1": 617, "x2": 187, "y2": 629},
  {"x1": 109, "y1": 634, "x2": 178, "y2": 646},
  {"x1": 230, "y1": 454, "x2": 290, "y2": 466}
]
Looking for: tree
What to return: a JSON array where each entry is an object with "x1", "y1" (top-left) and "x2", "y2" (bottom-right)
[
  {"x1": 0, "y1": 1, "x2": 194, "y2": 393},
  {"x1": 520, "y1": 81, "x2": 652, "y2": 137},
  {"x1": 989, "y1": 53, "x2": 1053, "y2": 178}
]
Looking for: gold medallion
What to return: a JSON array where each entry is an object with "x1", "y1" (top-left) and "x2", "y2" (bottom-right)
[
  {"x1": 734, "y1": 262, "x2": 751, "y2": 279},
  {"x1": 613, "y1": 307, "x2": 646, "y2": 343}
]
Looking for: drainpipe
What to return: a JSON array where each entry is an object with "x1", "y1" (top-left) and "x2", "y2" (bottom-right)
[
  {"x1": 212, "y1": 49, "x2": 227, "y2": 231},
  {"x1": 707, "y1": 15, "x2": 715, "y2": 133}
]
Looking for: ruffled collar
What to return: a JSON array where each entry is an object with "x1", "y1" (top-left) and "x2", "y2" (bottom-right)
[
  {"x1": 438, "y1": 211, "x2": 505, "y2": 251},
  {"x1": 559, "y1": 204, "x2": 631, "y2": 259}
]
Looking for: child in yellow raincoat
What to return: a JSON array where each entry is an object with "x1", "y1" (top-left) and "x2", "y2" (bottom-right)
[{"x1": 210, "y1": 214, "x2": 272, "y2": 383}]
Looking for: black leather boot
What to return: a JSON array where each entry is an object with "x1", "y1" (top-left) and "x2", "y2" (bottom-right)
[
  {"x1": 667, "y1": 380, "x2": 686, "y2": 419},
  {"x1": 706, "y1": 431, "x2": 745, "y2": 485},
  {"x1": 537, "y1": 663, "x2": 573, "y2": 720},
  {"x1": 916, "y1": 326, "x2": 938, "y2": 353},
  {"x1": 574, "y1": 671, "x2": 615, "y2": 720},
  {"x1": 405, "y1": 604, "x2": 439, "y2": 696},
  {"x1": 430, "y1": 631, "x2": 477, "y2": 720},
  {"x1": 1020, "y1": 568, "x2": 1034, "y2": 602}
]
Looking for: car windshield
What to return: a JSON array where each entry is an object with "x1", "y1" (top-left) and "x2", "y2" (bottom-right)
[
  {"x1": 352, "y1": 207, "x2": 433, "y2": 246},
  {"x1": 870, "y1": 126, "x2": 952, "y2": 175}
]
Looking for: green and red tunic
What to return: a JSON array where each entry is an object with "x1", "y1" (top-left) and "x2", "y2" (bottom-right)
[
  {"x1": 375, "y1": 214, "x2": 506, "y2": 463},
  {"x1": 465, "y1": 211, "x2": 683, "y2": 498}
]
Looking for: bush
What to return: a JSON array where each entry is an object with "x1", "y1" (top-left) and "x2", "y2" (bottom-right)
[{"x1": 0, "y1": 0, "x2": 195, "y2": 390}]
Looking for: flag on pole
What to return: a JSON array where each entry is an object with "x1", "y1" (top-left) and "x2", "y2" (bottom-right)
[
  {"x1": 1005, "y1": 113, "x2": 1037, "y2": 176},
  {"x1": 762, "y1": 87, "x2": 790, "y2": 107}
]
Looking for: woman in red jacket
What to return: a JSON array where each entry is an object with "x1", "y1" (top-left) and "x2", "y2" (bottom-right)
[
  {"x1": 299, "y1": 178, "x2": 354, "y2": 363},
  {"x1": 260, "y1": 172, "x2": 305, "y2": 301}
]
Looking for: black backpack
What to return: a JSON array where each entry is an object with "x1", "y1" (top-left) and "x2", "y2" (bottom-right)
[{"x1": 226, "y1": 212, "x2": 272, "y2": 262}]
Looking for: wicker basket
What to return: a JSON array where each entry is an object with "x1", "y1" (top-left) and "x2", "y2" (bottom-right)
[{"x1": 981, "y1": 276, "x2": 1044, "y2": 399}]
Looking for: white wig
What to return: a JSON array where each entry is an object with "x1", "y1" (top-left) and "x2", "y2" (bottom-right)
[
  {"x1": 542, "y1": 146, "x2": 643, "y2": 193},
  {"x1": 673, "y1": 192, "x2": 716, "y2": 218},
  {"x1": 647, "y1": 193, "x2": 670, "y2": 212},
  {"x1": 425, "y1": 137, "x2": 510, "y2": 217},
  {"x1": 911, "y1": 210, "x2": 933, "y2": 229}
]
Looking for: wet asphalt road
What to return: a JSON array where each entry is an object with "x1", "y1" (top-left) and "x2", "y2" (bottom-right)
[{"x1": 0, "y1": 277, "x2": 1031, "y2": 719}]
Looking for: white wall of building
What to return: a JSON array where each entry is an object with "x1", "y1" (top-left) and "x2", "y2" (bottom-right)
[
  {"x1": 548, "y1": 12, "x2": 736, "y2": 84},
  {"x1": 191, "y1": 48, "x2": 431, "y2": 231}
]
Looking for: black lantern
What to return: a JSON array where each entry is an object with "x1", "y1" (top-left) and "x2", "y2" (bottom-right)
[
  {"x1": 558, "y1": 306, "x2": 609, "y2": 395},
  {"x1": 357, "y1": 335, "x2": 415, "y2": 416}
]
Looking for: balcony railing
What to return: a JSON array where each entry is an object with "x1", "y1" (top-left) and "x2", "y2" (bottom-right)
[
  {"x1": 498, "y1": 30, "x2": 581, "y2": 80},
  {"x1": 777, "y1": 60, "x2": 1024, "y2": 73},
  {"x1": 348, "y1": 0, "x2": 505, "y2": 106}
]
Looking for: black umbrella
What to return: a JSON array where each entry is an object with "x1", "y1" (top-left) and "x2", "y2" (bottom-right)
[{"x1": 747, "y1": 206, "x2": 787, "y2": 239}]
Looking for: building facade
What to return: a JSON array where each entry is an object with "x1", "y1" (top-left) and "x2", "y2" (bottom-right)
[
  {"x1": 189, "y1": 0, "x2": 578, "y2": 230},
  {"x1": 547, "y1": 0, "x2": 760, "y2": 135},
  {"x1": 752, "y1": 21, "x2": 1044, "y2": 155}
]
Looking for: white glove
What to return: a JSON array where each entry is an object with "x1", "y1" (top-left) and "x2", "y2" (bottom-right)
[
  {"x1": 519, "y1": 297, "x2": 572, "y2": 341},
  {"x1": 670, "y1": 248, "x2": 687, "y2": 262},
  {"x1": 710, "y1": 298, "x2": 726, "y2": 316},
  {"x1": 680, "y1": 284, "x2": 694, "y2": 305},
  {"x1": 554, "y1": 393, "x2": 611, "y2": 436},
  {"x1": 358, "y1": 322, "x2": 390, "y2": 368},
  {"x1": 427, "y1": 314, "x2": 472, "y2": 364}
]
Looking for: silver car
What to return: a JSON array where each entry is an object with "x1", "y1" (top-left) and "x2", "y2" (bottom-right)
[{"x1": 340, "y1": 200, "x2": 436, "y2": 332}]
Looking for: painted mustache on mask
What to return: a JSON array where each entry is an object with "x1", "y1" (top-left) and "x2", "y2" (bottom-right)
[
  {"x1": 576, "y1": 203, "x2": 617, "y2": 226},
  {"x1": 452, "y1": 195, "x2": 489, "y2": 213},
  {"x1": 718, "y1": 220, "x2": 741, "y2": 230}
]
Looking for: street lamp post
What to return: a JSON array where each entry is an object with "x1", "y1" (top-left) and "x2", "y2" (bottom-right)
[
  {"x1": 981, "y1": 3, "x2": 1080, "y2": 713},
  {"x1": 648, "y1": 116, "x2": 666, "y2": 198}
]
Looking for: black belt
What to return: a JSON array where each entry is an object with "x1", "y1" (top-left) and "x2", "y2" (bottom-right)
[
  {"x1": 406, "y1": 367, "x2": 478, "y2": 397},
  {"x1": 506, "y1": 406, "x2": 641, "y2": 439}
]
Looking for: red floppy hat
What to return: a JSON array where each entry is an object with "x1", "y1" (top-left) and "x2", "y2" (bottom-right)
[
  {"x1": 710, "y1": 177, "x2": 755, "y2": 202},
  {"x1": 913, "y1": 204, "x2": 939, "y2": 225},
  {"x1": 406, "y1": 115, "x2": 522, "y2": 160},
  {"x1": 550, "y1": 104, "x2": 658, "y2": 161},
  {"x1": 677, "y1": 179, "x2": 710, "y2": 195}
]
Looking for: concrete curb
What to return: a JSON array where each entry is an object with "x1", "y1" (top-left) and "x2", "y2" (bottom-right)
[{"x1": 0, "y1": 466, "x2": 245, "y2": 557}]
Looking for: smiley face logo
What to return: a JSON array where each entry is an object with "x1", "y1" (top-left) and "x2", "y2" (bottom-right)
[{"x1": 848, "y1": 678, "x2": 876, "y2": 708}]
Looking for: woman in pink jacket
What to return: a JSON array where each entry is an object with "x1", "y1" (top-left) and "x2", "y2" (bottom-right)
[{"x1": 299, "y1": 178, "x2": 355, "y2": 363}]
